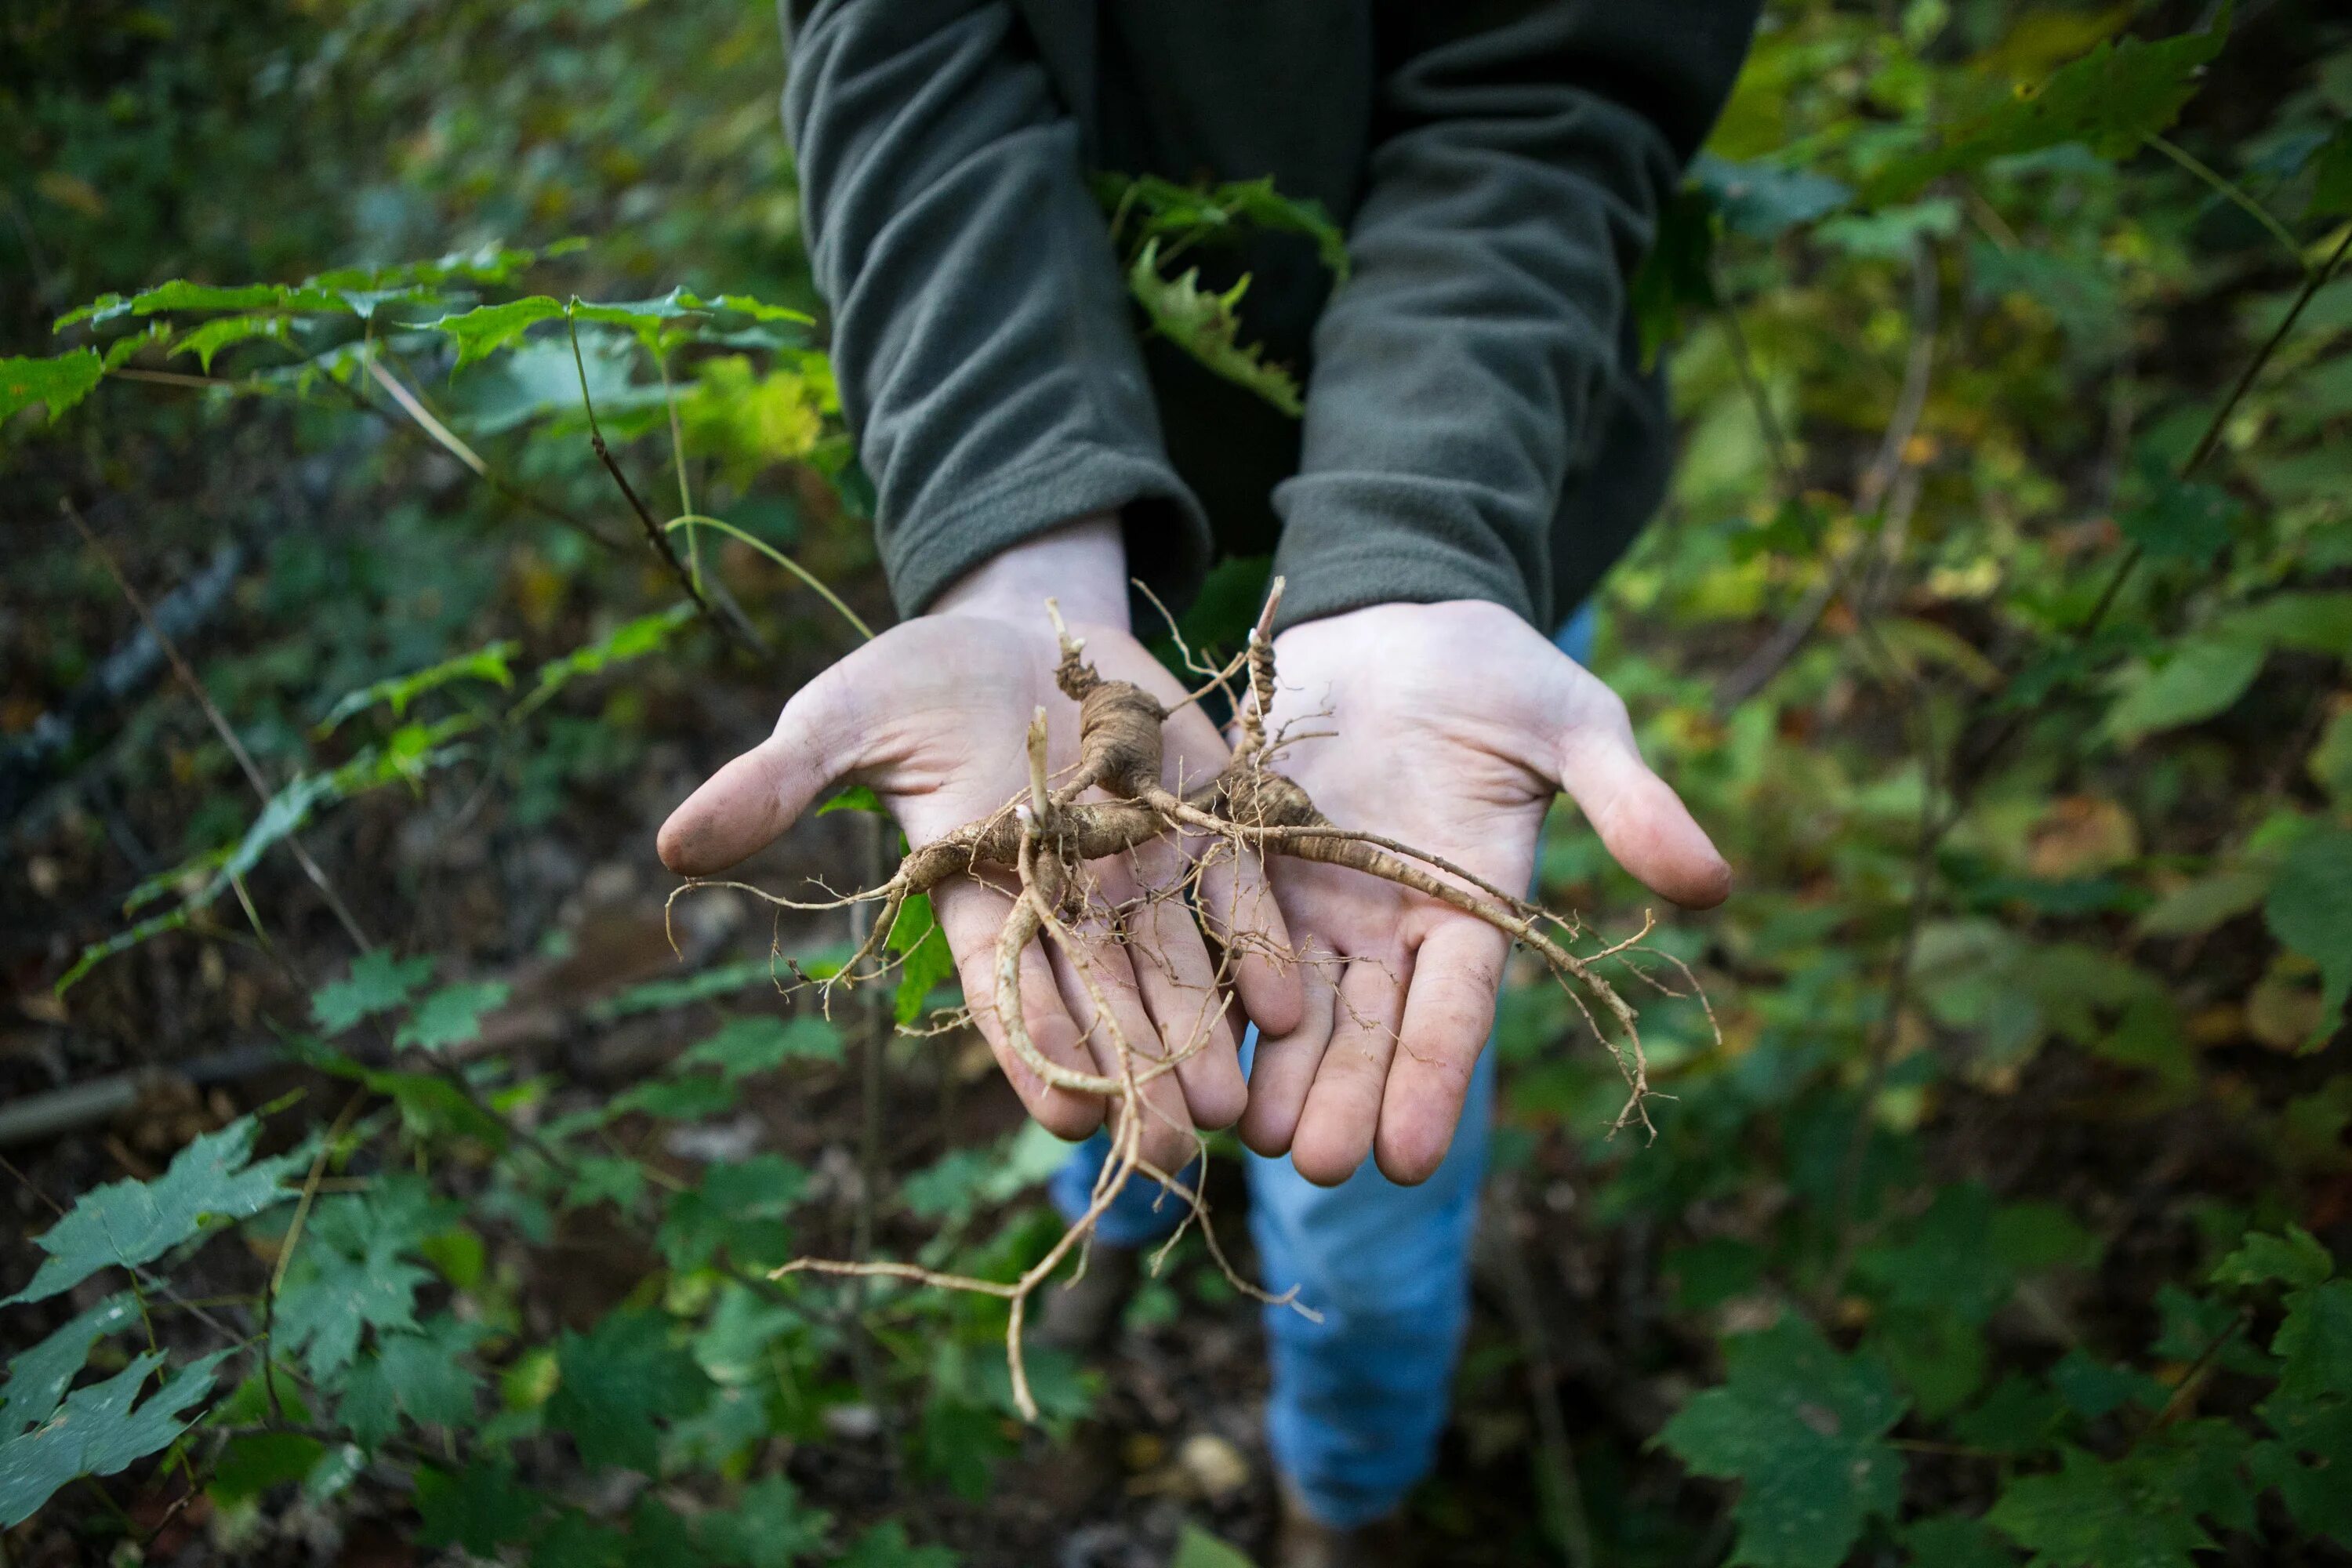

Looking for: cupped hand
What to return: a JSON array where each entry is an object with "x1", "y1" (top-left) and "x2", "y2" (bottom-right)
[
  {"x1": 655, "y1": 527, "x2": 1301, "y2": 1174},
  {"x1": 1237, "y1": 600, "x2": 1730, "y2": 1187}
]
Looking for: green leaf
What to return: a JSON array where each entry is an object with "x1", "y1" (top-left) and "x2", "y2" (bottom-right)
[
  {"x1": 1171, "y1": 1524, "x2": 1259, "y2": 1568},
  {"x1": 691, "y1": 1282, "x2": 803, "y2": 1387},
  {"x1": 1, "y1": 350, "x2": 104, "y2": 426},
  {"x1": 2265, "y1": 828, "x2": 2352, "y2": 1045},
  {"x1": 2103, "y1": 636, "x2": 2265, "y2": 744},
  {"x1": 656, "y1": 1155, "x2": 810, "y2": 1273},
  {"x1": 169, "y1": 314, "x2": 292, "y2": 373},
  {"x1": 837, "y1": 1519, "x2": 960, "y2": 1568},
  {"x1": 1, "y1": 1294, "x2": 139, "y2": 1436},
  {"x1": 1126, "y1": 240, "x2": 1301, "y2": 416},
  {"x1": 888, "y1": 892, "x2": 956, "y2": 1027},
  {"x1": 815, "y1": 784, "x2": 887, "y2": 817},
  {"x1": 124, "y1": 279, "x2": 343, "y2": 316},
  {"x1": 1693, "y1": 153, "x2": 1851, "y2": 240},
  {"x1": 2047, "y1": 1348, "x2": 2164, "y2": 1420},
  {"x1": 2212, "y1": 1225, "x2": 2335, "y2": 1290},
  {"x1": 5, "y1": 1116, "x2": 304, "y2": 1305},
  {"x1": 1873, "y1": 20, "x2": 2228, "y2": 199},
  {"x1": 2118, "y1": 470, "x2": 2242, "y2": 568},
  {"x1": 2273, "y1": 1279, "x2": 2352, "y2": 1403},
  {"x1": 1902, "y1": 1514, "x2": 2019, "y2": 1568},
  {"x1": 430, "y1": 296, "x2": 565, "y2": 368},
  {"x1": 680, "y1": 1015, "x2": 844, "y2": 1080},
  {"x1": 701, "y1": 1473, "x2": 833, "y2": 1567},
  {"x1": 2310, "y1": 122, "x2": 2352, "y2": 218},
  {"x1": 1657, "y1": 1314, "x2": 1907, "y2": 1568},
  {"x1": 206, "y1": 1430, "x2": 326, "y2": 1508},
  {"x1": 562, "y1": 1156, "x2": 648, "y2": 1214},
  {"x1": 1631, "y1": 184, "x2": 1719, "y2": 367},
  {"x1": 272, "y1": 1178, "x2": 450, "y2": 1379},
  {"x1": 615, "y1": 1072, "x2": 741, "y2": 1122},
  {"x1": 310, "y1": 951, "x2": 436, "y2": 1033},
  {"x1": 1988, "y1": 1433, "x2": 2240, "y2": 1568},
  {"x1": 338, "y1": 1316, "x2": 482, "y2": 1447},
  {"x1": 316, "y1": 640, "x2": 518, "y2": 735},
  {"x1": 0, "y1": 1349, "x2": 229, "y2": 1527},
  {"x1": 523, "y1": 603, "x2": 696, "y2": 710},
  {"x1": 394, "y1": 980, "x2": 512, "y2": 1052},
  {"x1": 546, "y1": 1309, "x2": 712, "y2": 1471},
  {"x1": 416, "y1": 1458, "x2": 542, "y2": 1555}
]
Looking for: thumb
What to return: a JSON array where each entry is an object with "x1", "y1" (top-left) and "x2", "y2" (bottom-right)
[
  {"x1": 1550, "y1": 670, "x2": 1732, "y2": 910},
  {"x1": 657, "y1": 675, "x2": 852, "y2": 877}
]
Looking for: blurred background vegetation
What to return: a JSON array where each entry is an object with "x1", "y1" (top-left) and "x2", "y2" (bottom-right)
[{"x1": 4, "y1": 2, "x2": 2352, "y2": 1565}]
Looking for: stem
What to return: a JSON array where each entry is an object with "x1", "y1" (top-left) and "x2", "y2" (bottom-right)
[
  {"x1": 2143, "y1": 133, "x2": 2307, "y2": 270},
  {"x1": 666, "y1": 514, "x2": 875, "y2": 641}
]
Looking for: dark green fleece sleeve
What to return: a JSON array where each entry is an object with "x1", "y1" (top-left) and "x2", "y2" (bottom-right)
[
  {"x1": 1269, "y1": 1, "x2": 1759, "y2": 633},
  {"x1": 782, "y1": 0, "x2": 1211, "y2": 617}
]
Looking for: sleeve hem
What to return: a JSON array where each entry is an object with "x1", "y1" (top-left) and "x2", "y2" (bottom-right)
[{"x1": 1267, "y1": 535, "x2": 1539, "y2": 636}]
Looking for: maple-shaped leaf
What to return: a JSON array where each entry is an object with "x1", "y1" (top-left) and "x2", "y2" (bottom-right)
[
  {"x1": 546, "y1": 1310, "x2": 711, "y2": 1471},
  {"x1": 1872, "y1": 20, "x2": 2227, "y2": 201},
  {"x1": 395, "y1": 979, "x2": 511, "y2": 1052},
  {"x1": 4, "y1": 1117, "x2": 304, "y2": 1306},
  {"x1": 0, "y1": 1349, "x2": 229, "y2": 1528},
  {"x1": 837, "y1": 1519, "x2": 961, "y2": 1568},
  {"x1": 337, "y1": 1314, "x2": 483, "y2": 1450},
  {"x1": 1, "y1": 1294, "x2": 138, "y2": 1436},
  {"x1": 272, "y1": 1178, "x2": 450, "y2": 1379},
  {"x1": 1988, "y1": 1423, "x2": 2252, "y2": 1568},
  {"x1": 1658, "y1": 1315, "x2": 1907, "y2": 1568},
  {"x1": 2212, "y1": 1225, "x2": 2335, "y2": 1291},
  {"x1": 701, "y1": 1473, "x2": 833, "y2": 1568},
  {"x1": 656, "y1": 1154, "x2": 810, "y2": 1274},
  {"x1": 310, "y1": 950, "x2": 436, "y2": 1033}
]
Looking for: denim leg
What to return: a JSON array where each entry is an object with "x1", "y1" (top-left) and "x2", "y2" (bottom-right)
[
  {"x1": 1047, "y1": 1129, "x2": 1197, "y2": 1250},
  {"x1": 1245, "y1": 1035, "x2": 1499, "y2": 1529}
]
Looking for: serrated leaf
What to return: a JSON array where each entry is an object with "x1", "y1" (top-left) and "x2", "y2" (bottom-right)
[
  {"x1": 656, "y1": 1154, "x2": 809, "y2": 1273},
  {"x1": 680, "y1": 1015, "x2": 844, "y2": 1080},
  {"x1": 1657, "y1": 1315, "x2": 1907, "y2": 1568},
  {"x1": 5, "y1": 1117, "x2": 303, "y2": 1305},
  {"x1": 272, "y1": 1178, "x2": 450, "y2": 1380},
  {"x1": 2048, "y1": 1348, "x2": 2164, "y2": 1419},
  {"x1": 394, "y1": 980, "x2": 511, "y2": 1052},
  {"x1": 2273, "y1": 1279, "x2": 2352, "y2": 1403},
  {"x1": 1127, "y1": 241, "x2": 1301, "y2": 416},
  {"x1": 310, "y1": 951, "x2": 436, "y2": 1033},
  {"x1": 546, "y1": 1309, "x2": 712, "y2": 1471},
  {"x1": 316, "y1": 640, "x2": 518, "y2": 735},
  {"x1": 701, "y1": 1473, "x2": 833, "y2": 1567},
  {"x1": 1874, "y1": 20, "x2": 2227, "y2": 200},
  {"x1": 1, "y1": 350, "x2": 103, "y2": 426},
  {"x1": 128, "y1": 280, "x2": 343, "y2": 316},
  {"x1": 0, "y1": 1349, "x2": 229, "y2": 1527},
  {"x1": 2212, "y1": 1225, "x2": 2335, "y2": 1290},
  {"x1": 170, "y1": 314, "x2": 292, "y2": 373},
  {"x1": 837, "y1": 1519, "x2": 960, "y2": 1568},
  {"x1": 430, "y1": 296, "x2": 565, "y2": 368},
  {"x1": 339, "y1": 1316, "x2": 482, "y2": 1449},
  {"x1": 1988, "y1": 1431, "x2": 2243, "y2": 1568},
  {"x1": 1, "y1": 1294, "x2": 139, "y2": 1436},
  {"x1": 2265, "y1": 827, "x2": 2352, "y2": 1045},
  {"x1": 416, "y1": 1458, "x2": 542, "y2": 1554}
]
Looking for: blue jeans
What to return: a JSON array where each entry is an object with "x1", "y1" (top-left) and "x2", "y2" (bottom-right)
[{"x1": 1046, "y1": 602, "x2": 1596, "y2": 1528}]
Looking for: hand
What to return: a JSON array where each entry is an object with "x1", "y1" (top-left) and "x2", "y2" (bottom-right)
[
  {"x1": 1236, "y1": 600, "x2": 1730, "y2": 1186},
  {"x1": 655, "y1": 520, "x2": 1302, "y2": 1174}
]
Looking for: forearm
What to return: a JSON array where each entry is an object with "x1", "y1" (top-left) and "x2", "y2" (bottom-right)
[{"x1": 929, "y1": 514, "x2": 1131, "y2": 630}]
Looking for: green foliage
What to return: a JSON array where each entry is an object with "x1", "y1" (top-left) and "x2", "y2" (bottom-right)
[
  {"x1": 0, "y1": 347, "x2": 102, "y2": 424},
  {"x1": 1658, "y1": 1315, "x2": 1907, "y2": 1567},
  {"x1": 546, "y1": 1309, "x2": 713, "y2": 1472},
  {"x1": 1170, "y1": 1524, "x2": 1260, "y2": 1568},
  {"x1": 1124, "y1": 240, "x2": 1304, "y2": 416},
  {"x1": 1, "y1": 1294, "x2": 139, "y2": 1436},
  {"x1": 0, "y1": 1351, "x2": 230, "y2": 1528},
  {"x1": 3, "y1": 1116, "x2": 303, "y2": 1305}
]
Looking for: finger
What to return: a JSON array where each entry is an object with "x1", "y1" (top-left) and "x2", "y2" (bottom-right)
[
  {"x1": 932, "y1": 877, "x2": 1105, "y2": 1142},
  {"x1": 1376, "y1": 919, "x2": 1508, "y2": 1185},
  {"x1": 1161, "y1": 702, "x2": 1305, "y2": 1036},
  {"x1": 1237, "y1": 941, "x2": 1338, "y2": 1158},
  {"x1": 1192, "y1": 830, "x2": 1305, "y2": 1038},
  {"x1": 657, "y1": 670, "x2": 851, "y2": 876},
  {"x1": 1553, "y1": 675, "x2": 1733, "y2": 909},
  {"x1": 1044, "y1": 907, "x2": 1196, "y2": 1177},
  {"x1": 1288, "y1": 956, "x2": 1407, "y2": 1187},
  {"x1": 1124, "y1": 836, "x2": 1247, "y2": 1130}
]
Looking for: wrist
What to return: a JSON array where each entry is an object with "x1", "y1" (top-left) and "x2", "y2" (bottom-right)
[{"x1": 930, "y1": 514, "x2": 1131, "y2": 631}]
